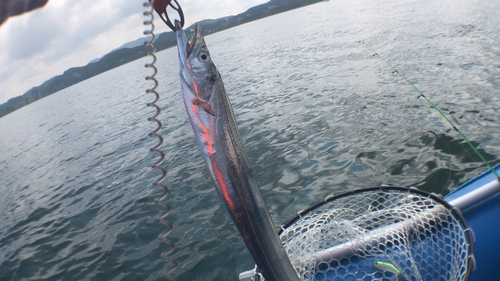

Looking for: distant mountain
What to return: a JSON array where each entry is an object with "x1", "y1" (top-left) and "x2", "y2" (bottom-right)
[
  {"x1": 0, "y1": 0, "x2": 324, "y2": 118},
  {"x1": 109, "y1": 37, "x2": 150, "y2": 53},
  {"x1": 88, "y1": 37, "x2": 150, "y2": 64}
]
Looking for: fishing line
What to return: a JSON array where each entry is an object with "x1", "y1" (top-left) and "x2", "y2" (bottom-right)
[
  {"x1": 360, "y1": 41, "x2": 500, "y2": 182},
  {"x1": 143, "y1": 1, "x2": 178, "y2": 280}
]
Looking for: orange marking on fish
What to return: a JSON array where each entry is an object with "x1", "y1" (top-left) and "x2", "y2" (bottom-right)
[
  {"x1": 190, "y1": 95, "x2": 236, "y2": 211},
  {"x1": 193, "y1": 81, "x2": 201, "y2": 100}
]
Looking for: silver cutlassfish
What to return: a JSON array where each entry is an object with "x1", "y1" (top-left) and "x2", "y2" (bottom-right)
[{"x1": 174, "y1": 21, "x2": 299, "y2": 281}]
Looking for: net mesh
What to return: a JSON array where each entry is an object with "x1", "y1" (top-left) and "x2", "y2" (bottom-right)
[{"x1": 279, "y1": 187, "x2": 474, "y2": 281}]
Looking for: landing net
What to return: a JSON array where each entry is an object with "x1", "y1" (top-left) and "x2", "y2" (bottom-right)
[{"x1": 279, "y1": 187, "x2": 475, "y2": 281}]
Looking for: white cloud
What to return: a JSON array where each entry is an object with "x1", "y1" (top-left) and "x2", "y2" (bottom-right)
[
  {"x1": 0, "y1": 0, "x2": 268, "y2": 104},
  {"x1": 7, "y1": 12, "x2": 63, "y2": 61}
]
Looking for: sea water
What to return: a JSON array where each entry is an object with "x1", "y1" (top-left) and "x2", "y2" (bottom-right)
[{"x1": 1, "y1": 0, "x2": 500, "y2": 280}]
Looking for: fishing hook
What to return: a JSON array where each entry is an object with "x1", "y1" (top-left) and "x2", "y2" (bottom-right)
[{"x1": 151, "y1": 0, "x2": 184, "y2": 31}]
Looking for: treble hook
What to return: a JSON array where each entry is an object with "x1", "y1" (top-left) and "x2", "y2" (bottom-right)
[{"x1": 151, "y1": 0, "x2": 185, "y2": 31}]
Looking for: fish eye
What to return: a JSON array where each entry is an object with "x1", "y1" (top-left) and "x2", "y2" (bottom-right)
[{"x1": 198, "y1": 51, "x2": 210, "y2": 62}]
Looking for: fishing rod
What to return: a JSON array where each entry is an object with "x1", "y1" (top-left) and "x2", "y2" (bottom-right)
[{"x1": 360, "y1": 41, "x2": 500, "y2": 183}]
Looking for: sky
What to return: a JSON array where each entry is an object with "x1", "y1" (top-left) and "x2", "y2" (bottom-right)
[{"x1": 0, "y1": 0, "x2": 268, "y2": 104}]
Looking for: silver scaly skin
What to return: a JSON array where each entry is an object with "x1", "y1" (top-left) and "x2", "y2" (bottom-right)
[{"x1": 174, "y1": 21, "x2": 299, "y2": 281}]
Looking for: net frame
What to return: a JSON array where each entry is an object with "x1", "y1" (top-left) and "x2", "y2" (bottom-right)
[{"x1": 278, "y1": 186, "x2": 476, "y2": 281}]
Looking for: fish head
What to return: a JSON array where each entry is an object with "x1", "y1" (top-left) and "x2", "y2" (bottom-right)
[{"x1": 175, "y1": 21, "x2": 219, "y2": 115}]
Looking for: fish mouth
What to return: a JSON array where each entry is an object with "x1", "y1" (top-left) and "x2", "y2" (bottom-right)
[
  {"x1": 175, "y1": 21, "x2": 202, "y2": 58},
  {"x1": 185, "y1": 25, "x2": 200, "y2": 57}
]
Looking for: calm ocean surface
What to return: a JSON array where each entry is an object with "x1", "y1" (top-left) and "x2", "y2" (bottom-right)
[{"x1": 1, "y1": 0, "x2": 500, "y2": 280}]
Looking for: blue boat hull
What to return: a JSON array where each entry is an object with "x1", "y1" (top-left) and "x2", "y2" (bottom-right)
[{"x1": 446, "y1": 163, "x2": 500, "y2": 281}]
